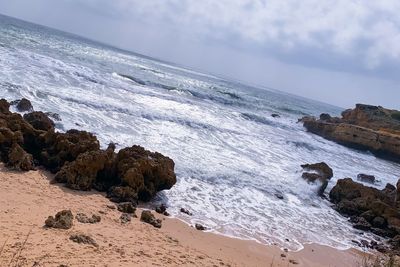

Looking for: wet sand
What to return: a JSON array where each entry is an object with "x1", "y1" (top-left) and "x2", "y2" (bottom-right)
[{"x1": 0, "y1": 164, "x2": 365, "y2": 266}]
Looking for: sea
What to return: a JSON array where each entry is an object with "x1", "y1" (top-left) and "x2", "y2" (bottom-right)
[{"x1": 1, "y1": 14, "x2": 399, "y2": 251}]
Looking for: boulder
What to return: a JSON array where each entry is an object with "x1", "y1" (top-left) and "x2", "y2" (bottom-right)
[
  {"x1": 0, "y1": 99, "x2": 10, "y2": 113},
  {"x1": 117, "y1": 202, "x2": 136, "y2": 214},
  {"x1": 45, "y1": 210, "x2": 74, "y2": 229},
  {"x1": 357, "y1": 174, "x2": 376, "y2": 184},
  {"x1": 301, "y1": 104, "x2": 400, "y2": 163},
  {"x1": 120, "y1": 213, "x2": 132, "y2": 224},
  {"x1": 13, "y1": 98, "x2": 33, "y2": 112},
  {"x1": 23, "y1": 111, "x2": 54, "y2": 131},
  {"x1": 195, "y1": 223, "x2": 207, "y2": 231},
  {"x1": 7, "y1": 143, "x2": 34, "y2": 171},
  {"x1": 140, "y1": 210, "x2": 162, "y2": 228},
  {"x1": 180, "y1": 208, "x2": 192, "y2": 216},
  {"x1": 301, "y1": 162, "x2": 333, "y2": 196},
  {"x1": 107, "y1": 186, "x2": 138, "y2": 204},
  {"x1": 155, "y1": 204, "x2": 169, "y2": 216}
]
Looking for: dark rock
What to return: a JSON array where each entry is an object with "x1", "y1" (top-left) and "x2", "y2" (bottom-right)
[
  {"x1": 271, "y1": 114, "x2": 280, "y2": 118},
  {"x1": 120, "y1": 213, "x2": 132, "y2": 224},
  {"x1": 76, "y1": 213, "x2": 101, "y2": 224},
  {"x1": 107, "y1": 186, "x2": 138, "y2": 204},
  {"x1": 319, "y1": 113, "x2": 331, "y2": 121},
  {"x1": 140, "y1": 210, "x2": 162, "y2": 228},
  {"x1": 45, "y1": 210, "x2": 73, "y2": 229},
  {"x1": 180, "y1": 208, "x2": 192, "y2": 216},
  {"x1": 155, "y1": 204, "x2": 169, "y2": 216},
  {"x1": 357, "y1": 174, "x2": 376, "y2": 184},
  {"x1": 117, "y1": 202, "x2": 136, "y2": 214},
  {"x1": 351, "y1": 217, "x2": 371, "y2": 231},
  {"x1": 6, "y1": 143, "x2": 34, "y2": 171},
  {"x1": 372, "y1": 216, "x2": 386, "y2": 228},
  {"x1": 14, "y1": 98, "x2": 33, "y2": 112},
  {"x1": 106, "y1": 204, "x2": 116, "y2": 210},
  {"x1": 69, "y1": 234, "x2": 98, "y2": 247},
  {"x1": 195, "y1": 223, "x2": 207, "y2": 231},
  {"x1": 23, "y1": 111, "x2": 54, "y2": 131},
  {"x1": 275, "y1": 193, "x2": 284, "y2": 200},
  {"x1": 0, "y1": 99, "x2": 10, "y2": 113},
  {"x1": 45, "y1": 112, "x2": 62, "y2": 121}
]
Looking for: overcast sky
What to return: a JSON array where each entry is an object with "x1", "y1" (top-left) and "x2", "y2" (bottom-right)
[{"x1": 0, "y1": 0, "x2": 399, "y2": 108}]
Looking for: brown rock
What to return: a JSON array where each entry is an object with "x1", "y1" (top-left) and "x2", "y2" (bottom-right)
[
  {"x1": 14, "y1": 98, "x2": 33, "y2": 112},
  {"x1": 70, "y1": 234, "x2": 98, "y2": 247},
  {"x1": 117, "y1": 202, "x2": 136, "y2": 214},
  {"x1": 23, "y1": 111, "x2": 54, "y2": 131},
  {"x1": 140, "y1": 210, "x2": 162, "y2": 228},
  {"x1": 7, "y1": 143, "x2": 34, "y2": 171},
  {"x1": 45, "y1": 210, "x2": 73, "y2": 229},
  {"x1": 76, "y1": 213, "x2": 101, "y2": 224},
  {"x1": 301, "y1": 162, "x2": 333, "y2": 196}
]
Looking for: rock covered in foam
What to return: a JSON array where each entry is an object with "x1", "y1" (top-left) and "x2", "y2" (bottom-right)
[{"x1": 301, "y1": 162, "x2": 333, "y2": 196}]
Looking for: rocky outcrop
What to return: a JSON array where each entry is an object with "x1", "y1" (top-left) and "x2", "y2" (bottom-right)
[
  {"x1": 0, "y1": 98, "x2": 177, "y2": 203},
  {"x1": 301, "y1": 162, "x2": 333, "y2": 196},
  {"x1": 330, "y1": 178, "x2": 400, "y2": 253},
  {"x1": 11, "y1": 98, "x2": 33, "y2": 112},
  {"x1": 45, "y1": 210, "x2": 74, "y2": 229},
  {"x1": 301, "y1": 104, "x2": 400, "y2": 162}
]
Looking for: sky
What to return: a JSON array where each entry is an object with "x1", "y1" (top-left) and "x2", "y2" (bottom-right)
[{"x1": 0, "y1": 0, "x2": 399, "y2": 108}]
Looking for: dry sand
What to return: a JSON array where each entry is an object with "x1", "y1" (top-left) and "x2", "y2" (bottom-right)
[{"x1": 0, "y1": 164, "x2": 366, "y2": 267}]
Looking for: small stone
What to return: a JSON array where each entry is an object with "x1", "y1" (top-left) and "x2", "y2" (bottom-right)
[
  {"x1": 289, "y1": 259, "x2": 299, "y2": 265},
  {"x1": 76, "y1": 213, "x2": 101, "y2": 224},
  {"x1": 70, "y1": 234, "x2": 98, "y2": 247},
  {"x1": 106, "y1": 204, "x2": 116, "y2": 210},
  {"x1": 357, "y1": 174, "x2": 376, "y2": 184},
  {"x1": 180, "y1": 208, "x2": 192, "y2": 216},
  {"x1": 195, "y1": 223, "x2": 207, "y2": 231},
  {"x1": 271, "y1": 114, "x2": 280, "y2": 118},
  {"x1": 281, "y1": 254, "x2": 286, "y2": 258},
  {"x1": 140, "y1": 210, "x2": 162, "y2": 228},
  {"x1": 120, "y1": 213, "x2": 132, "y2": 224},
  {"x1": 117, "y1": 202, "x2": 137, "y2": 214}
]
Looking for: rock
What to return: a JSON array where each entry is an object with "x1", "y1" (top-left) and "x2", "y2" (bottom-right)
[
  {"x1": 155, "y1": 204, "x2": 169, "y2": 216},
  {"x1": 106, "y1": 204, "x2": 116, "y2": 210},
  {"x1": 13, "y1": 98, "x2": 33, "y2": 112},
  {"x1": 107, "y1": 186, "x2": 138, "y2": 204},
  {"x1": 45, "y1": 112, "x2": 62, "y2": 121},
  {"x1": 140, "y1": 210, "x2": 162, "y2": 228},
  {"x1": 357, "y1": 174, "x2": 376, "y2": 184},
  {"x1": 69, "y1": 234, "x2": 98, "y2": 247},
  {"x1": 180, "y1": 208, "x2": 192, "y2": 216},
  {"x1": 117, "y1": 202, "x2": 136, "y2": 214},
  {"x1": 271, "y1": 114, "x2": 280, "y2": 118},
  {"x1": 76, "y1": 213, "x2": 101, "y2": 224},
  {"x1": 54, "y1": 150, "x2": 108, "y2": 191},
  {"x1": 319, "y1": 113, "x2": 331, "y2": 121},
  {"x1": 120, "y1": 213, "x2": 132, "y2": 224},
  {"x1": 23, "y1": 111, "x2": 54, "y2": 131},
  {"x1": 301, "y1": 104, "x2": 400, "y2": 163},
  {"x1": 6, "y1": 143, "x2": 34, "y2": 171},
  {"x1": 0, "y1": 99, "x2": 10, "y2": 113},
  {"x1": 301, "y1": 162, "x2": 333, "y2": 196},
  {"x1": 195, "y1": 223, "x2": 206, "y2": 231},
  {"x1": 351, "y1": 217, "x2": 371, "y2": 231},
  {"x1": 372, "y1": 216, "x2": 386, "y2": 228},
  {"x1": 45, "y1": 210, "x2": 74, "y2": 229},
  {"x1": 275, "y1": 193, "x2": 284, "y2": 200},
  {"x1": 115, "y1": 145, "x2": 176, "y2": 201}
]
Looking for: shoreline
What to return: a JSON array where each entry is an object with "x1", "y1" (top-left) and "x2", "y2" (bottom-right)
[{"x1": 0, "y1": 164, "x2": 366, "y2": 266}]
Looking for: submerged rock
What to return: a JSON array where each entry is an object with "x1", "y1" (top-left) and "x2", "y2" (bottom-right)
[
  {"x1": 195, "y1": 223, "x2": 207, "y2": 231},
  {"x1": 301, "y1": 104, "x2": 400, "y2": 163},
  {"x1": 155, "y1": 204, "x2": 169, "y2": 216},
  {"x1": 45, "y1": 210, "x2": 74, "y2": 230},
  {"x1": 301, "y1": 162, "x2": 333, "y2": 196},
  {"x1": 140, "y1": 210, "x2": 162, "y2": 228},
  {"x1": 180, "y1": 208, "x2": 192, "y2": 216},
  {"x1": 357, "y1": 174, "x2": 376, "y2": 184}
]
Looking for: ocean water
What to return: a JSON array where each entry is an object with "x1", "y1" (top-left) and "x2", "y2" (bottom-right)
[{"x1": 1, "y1": 14, "x2": 400, "y2": 251}]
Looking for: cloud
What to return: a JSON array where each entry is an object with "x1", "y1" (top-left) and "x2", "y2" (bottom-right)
[{"x1": 65, "y1": 0, "x2": 400, "y2": 70}]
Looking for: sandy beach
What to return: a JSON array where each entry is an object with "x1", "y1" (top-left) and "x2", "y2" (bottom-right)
[{"x1": 0, "y1": 164, "x2": 365, "y2": 267}]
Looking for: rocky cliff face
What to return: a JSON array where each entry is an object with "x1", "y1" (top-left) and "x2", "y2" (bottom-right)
[
  {"x1": 0, "y1": 98, "x2": 176, "y2": 203},
  {"x1": 301, "y1": 104, "x2": 400, "y2": 162}
]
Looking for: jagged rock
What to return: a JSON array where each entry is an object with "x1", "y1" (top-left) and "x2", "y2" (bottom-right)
[
  {"x1": 117, "y1": 202, "x2": 136, "y2": 214},
  {"x1": 301, "y1": 162, "x2": 333, "y2": 196},
  {"x1": 0, "y1": 99, "x2": 10, "y2": 113},
  {"x1": 12, "y1": 98, "x2": 33, "y2": 112},
  {"x1": 45, "y1": 112, "x2": 62, "y2": 121},
  {"x1": 70, "y1": 234, "x2": 98, "y2": 247},
  {"x1": 45, "y1": 210, "x2": 73, "y2": 229},
  {"x1": 23, "y1": 111, "x2": 54, "y2": 131},
  {"x1": 180, "y1": 208, "x2": 192, "y2": 216},
  {"x1": 330, "y1": 178, "x2": 400, "y2": 249},
  {"x1": 116, "y1": 145, "x2": 176, "y2": 201},
  {"x1": 54, "y1": 150, "x2": 108, "y2": 191},
  {"x1": 140, "y1": 210, "x2": 162, "y2": 228},
  {"x1": 120, "y1": 213, "x2": 132, "y2": 224},
  {"x1": 7, "y1": 143, "x2": 34, "y2": 171},
  {"x1": 301, "y1": 104, "x2": 400, "y2": 163},
  {"x1": 76, "y1": 213, "x2": 101, "y2": 224},
  {"x1": 357, "y1": 174, "x2": 376, "y2": 184}
]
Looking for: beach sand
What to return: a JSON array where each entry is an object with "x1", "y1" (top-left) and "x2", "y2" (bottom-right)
[{"x1": 0, "y1": 164, "x2": 365, "y2": 267}]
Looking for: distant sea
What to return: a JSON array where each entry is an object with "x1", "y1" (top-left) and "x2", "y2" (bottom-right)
[{"x1": 1, "y1": 14, "x2": 399, "y2": 250}]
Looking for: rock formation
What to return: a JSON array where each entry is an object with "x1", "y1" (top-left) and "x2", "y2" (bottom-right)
[
  {"x1": 301, "y1": 162, "x2": 333, "y2": 196},
  {"x1": 45, "y1": 210, "x2": 74, "y2": 230},
  {"x1": 0, "y1": 98, "x2": 177, "y2": 203},
  {"x1": 140, "y1": 210, "x2": 162, "y2": 228},
  {"x1": 301, "y1": 104, "x2": 400, "y2": 162}
]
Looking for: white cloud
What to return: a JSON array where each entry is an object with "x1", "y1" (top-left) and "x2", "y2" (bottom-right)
[{"x1": 75, "y1": 0, "x2": 400, "y2": 69}]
